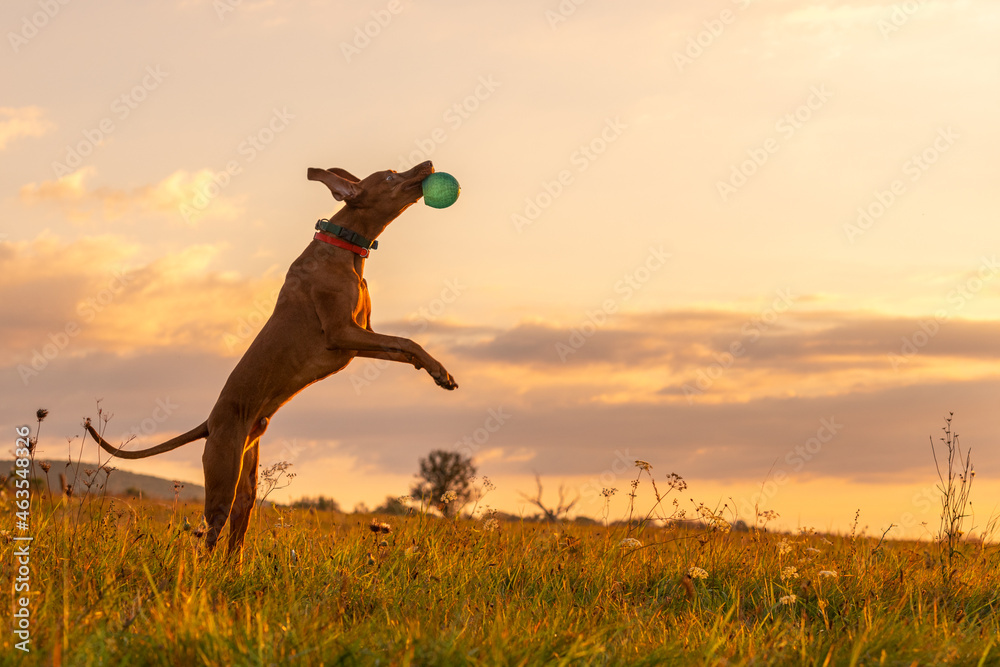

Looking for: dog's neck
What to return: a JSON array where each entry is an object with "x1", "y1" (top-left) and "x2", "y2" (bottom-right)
[
  {"x1": 314, "y1": 219, "x2": 378, "y2": 257},
  {"x1": 315, "y1": 219, "x2": 377, "y2": 251}
]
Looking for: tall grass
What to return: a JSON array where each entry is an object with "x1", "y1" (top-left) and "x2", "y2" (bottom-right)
[
  {"x1": 2, "y1": 485, "x2": 998, "y2": 664},
  {"x1": 1, "y1": 416, "x2": 998, "y2": 665}
]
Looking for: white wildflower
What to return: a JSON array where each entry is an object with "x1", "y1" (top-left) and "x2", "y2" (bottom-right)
[
  {"x1": 688, "y1": 566, "x2": 708, "y2": 580},
  {"x1": 818, "y1": 570, "x2": 838, "y2": 578},
  {"x1": 779, "y1": 594, "x2": 798, "y2": 605},
  {"x1": 781, "y1": 566, "x2": 799, "y2": 580},
  {"x1": 619, "y1": 538, "x2": 643, "y2": 548},
  {"x1": 483, "y1": 518, "x2": 499, "y2": 532},
  {"x1": 777, "y1": 538, "x2": 793, "y2": 555}
]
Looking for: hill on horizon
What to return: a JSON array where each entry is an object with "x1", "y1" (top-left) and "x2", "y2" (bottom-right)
[{"x1": 1, "y1": 459, "x2": 205, "y2": 501}]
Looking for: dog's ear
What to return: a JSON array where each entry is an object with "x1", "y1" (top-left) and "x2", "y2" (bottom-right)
[
  {"x1": 307, "y1": 167, "x2": 362, "y2": 201},
  {"x1": 327, "y1": 167, "x2": 360, "y2": 182}
]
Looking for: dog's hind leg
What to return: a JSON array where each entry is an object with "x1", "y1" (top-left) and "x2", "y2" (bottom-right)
[
  {"x1": 226, "y1": 439, "x2": 259, "y2": 556},
  {"x1": 202, "y1": 419, "x2": 248, "y2": 552}
]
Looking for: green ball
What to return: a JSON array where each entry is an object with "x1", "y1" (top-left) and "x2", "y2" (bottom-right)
[{"x1": 422, "y1": 172, "x2": 460, "y2": 208}]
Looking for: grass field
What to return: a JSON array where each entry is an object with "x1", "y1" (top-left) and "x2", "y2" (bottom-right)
[{"x1": 2, "y1": 460, "x2": 999, "y2": 667}]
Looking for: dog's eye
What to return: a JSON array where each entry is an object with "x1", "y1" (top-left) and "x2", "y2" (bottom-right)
[{"x1": 385, "y1": 173, "x2": 394, "y2": 181}]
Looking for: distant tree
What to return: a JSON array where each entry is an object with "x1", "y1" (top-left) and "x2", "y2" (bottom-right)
[
  {"x1": 411, "y1": 450, "x2": 476, "y2": 518},
  {"x1": 291, "y1": 495, "x2": 342, "y2": 512},
  {"x1": 519, "y1": 474, "x2": 578, "y2": 522},
  {"x1": 374, "y1": 495, "x2": 410, "y2": 516}
]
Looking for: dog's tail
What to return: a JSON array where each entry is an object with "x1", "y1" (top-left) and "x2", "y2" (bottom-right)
[{"x1": 83, "y1": 418, "x2": 209, "y2": 460}]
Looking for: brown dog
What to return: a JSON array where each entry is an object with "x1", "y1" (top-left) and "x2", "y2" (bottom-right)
[{"x1": 85, "y1": 160, "x2": 457, "y2": 554}]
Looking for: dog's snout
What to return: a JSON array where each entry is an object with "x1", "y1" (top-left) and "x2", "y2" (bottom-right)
[{"x1": 409, "y1": 160, "x2": 433, "y2": 177}]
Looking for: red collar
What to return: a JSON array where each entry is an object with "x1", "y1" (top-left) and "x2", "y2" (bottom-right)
[{"x1": 314, "y1": 230, "x2": 371, "y2": 257}]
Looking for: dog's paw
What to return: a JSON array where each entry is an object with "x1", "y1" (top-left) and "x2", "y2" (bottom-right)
[{"x1": 431, "y1": 368, "x2": 458, "y2": 390}]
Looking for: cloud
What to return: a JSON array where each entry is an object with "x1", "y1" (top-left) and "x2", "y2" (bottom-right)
[
  {"x1": 19, "y1": 167, "x2": 243, "y2": 226},
  {"x1": 6, "y1": 310, "x2": 999, "y2": 516},
  {"x1": 0, "y1": 106, "x2": 54, "y2": 150},
  {"x1": 446, "y1": 310, "x2": 1000, "y2": 404},
  {"x1": 0, "y1": 234, "x2": 282, "y2": 365}
]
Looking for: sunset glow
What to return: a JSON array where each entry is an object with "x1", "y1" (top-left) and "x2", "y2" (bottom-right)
[{"x1": 4, "y1": 0, "x2": 1000, "y2": 542}]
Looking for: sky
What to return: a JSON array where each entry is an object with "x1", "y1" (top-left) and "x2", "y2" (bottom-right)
[{"x1": 3, "y1": 0, "x2": 1000, "y2": 540}]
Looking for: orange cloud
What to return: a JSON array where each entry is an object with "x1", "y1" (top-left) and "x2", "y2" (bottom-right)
[
  {"x1": 0, "y1": 106, "x2": 54, "y2": 150},
  {"x1": 19, "y1": 167, "x2": 243, "y2": 226},
  {"x1": 422, "y1": 310, "x2": 1000, "y2": 405},
  {"x1": 1, "y1": 234, "x2": 281, "y2": 365}
]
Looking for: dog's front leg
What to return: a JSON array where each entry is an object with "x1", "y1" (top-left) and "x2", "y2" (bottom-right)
[
  {"x1": 329, "y1": 325, "x2": 457, "y2": 390},
  {"x1": 353, "y1": 348, "x2": 424, "y2": 369}
]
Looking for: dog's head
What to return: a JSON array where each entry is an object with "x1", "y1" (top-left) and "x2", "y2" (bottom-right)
[{"x1": 308, "y1": 160, "x2": 434, "y2": 238}]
